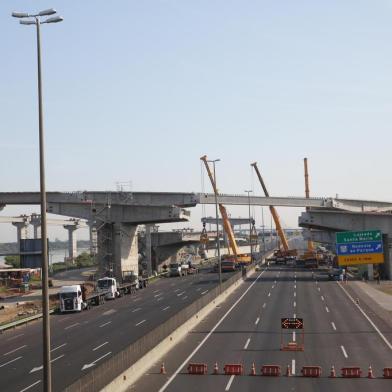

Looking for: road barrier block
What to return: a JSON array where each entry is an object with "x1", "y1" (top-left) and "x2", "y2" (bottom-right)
[
  {"x1": 383, "y1": 368, "x2": 392, "y2": 379},
  {"x1": 301, "y1": 366, "x2": 322, "y2": 378},
  {"x1": 261, "y1": 365, "x2": 281, "y2": 377},
  {"x1": 187, "y1": 363, "x2": 208, "y2": 375},
  {"x1": 341, "y1": 367, "x2": 361, "y2": 378},
  {"x1": 224, "y1": 364, "x2": 244, "y2": 376}
]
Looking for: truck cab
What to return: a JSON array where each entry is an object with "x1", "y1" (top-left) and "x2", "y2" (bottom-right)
[
  {"x1": 97, "y1": 277, "x2": 118, "y2": 299},
  {"x1": 59, "y1": 285, "x2": 84, "y2": 312},
  {"x1": 169, "y1": 263, "x2": 182, "y2": 277}
]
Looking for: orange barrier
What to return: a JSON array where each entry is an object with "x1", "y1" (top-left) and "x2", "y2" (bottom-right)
[
  {"x1": 329, "y1": 365, "x2": 336, "y2": 378},
  {"x1": 224, "y1": 364, "x2": 244, "y2": 376},
  {"x1": 160, "y1": 362, "x2": 166, "y2": 375},
  {"x1": 341, "y1": 367, "x2": 361, "y2": 378},
  {"x1": 261, "y1": 365, "x2": 281, "y2": 377},
  {"x1": 187, "y1": 363, "x2": 208, "y2": 375},
  {"x1": 383, "y1": 368, "x2": 392, "y2": 379},
  {"x1": 286, "y1": 364, "x2": 292, "y2": 377},
  {"x1": 213, "y1": 362, "x2": 219, "y2": 375},
  {"x1": 250, "y1": 363, "x2": 256, "y2": 376},
  {"x1": 301, "y1": 366, "x2": 322, "y2": 378},
  {"x1": 367, "y1": 365, "x2": 374, "y2": 379}
]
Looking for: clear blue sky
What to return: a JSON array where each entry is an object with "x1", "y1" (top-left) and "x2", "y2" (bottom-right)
[{"x1": 1, "y1": 0, "x2": 392, "y2": 242}]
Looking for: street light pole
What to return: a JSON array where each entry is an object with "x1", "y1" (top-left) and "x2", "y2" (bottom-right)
[
  {"x1": 244, "y1": 190, "x2": 253, "y2": 262},
  {"x1": 12, "y1": 9, "x2": 63, "y2": 392}
]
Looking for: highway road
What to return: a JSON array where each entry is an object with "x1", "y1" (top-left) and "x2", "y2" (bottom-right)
[
  {"x1": 135, "y1": 263, "x2": 392, "y2": 392},
  {"x1": 0, "y1": 263, "x2": 241, "y2": 392}
]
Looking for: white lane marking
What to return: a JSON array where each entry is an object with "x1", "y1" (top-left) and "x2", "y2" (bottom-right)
[
  {"x1": 57, "y1": 316, "x2": 70, "y2": 323},
  {"x1": 293, "y1": 313, "x2": 296, "y2": 318},
  {"x1": 132, "y1": 307, "x2": 142, "y2": 313},
  {"x1": 196, "y1": 287, "x2": 202, "y2": 291},
  {"x1": 177, "y1": 291, "x2": 185, "y2": 296},
  {"x1": 0, "y1": 356, "x2": 22, "y2": 368},
  {"x1": 341, "y1": 345, "x2": 348, "y2": 358},
  {"x1": 102, "y1": 309, "x2": 116, "y2": 316},
  {"x1": 325, "y1": 306, "x2": 330, "y2": 313},
  {"x1": 135, "y1": 320, "x2": 146, "y2": 326},
  {"x1": 99, "y1": 321, "x2": 112, "y2": 328},
  {"x1": 162, "y1": 306, "x2": 170, "y2": 311},
  {"x1": 255, "y1": 317, "x2": 260, "y2": 325},
  {"x1": 268, "y1": 292, "x2": 271, "y2": 297},
  {"x1": 19, "y1": 380, "x2": 42, "y2": 392},
  {"x1": 244, "y1": 338, "x2": 251, "y2": 349},
  {"x1": 292, "y1": 359, "x2": 296, "y2": 375},
  {"x1": 158, "y1": 269, "x2": 267, "y2": 392},
  {"x1": 337, "y1": 282, "x2": 392, "y2": 350},
  {"x1": 331, "y1": 322, "x2": 337, "y2": 331},
  {"x1": 318, "y1": 287, "x2": 321, "y2": 292},
  {"x1": 64, "y1": 322, "x2": 79, "y2": 330},
  {"x1": 29, "y1": 355, "x2": 65, "y2": 373},
  {"x1": 292, "y1": 331, "x2": 296, "y2": 342},
  {"x1": 6, "y1": 333, "x2": 24, "y2": 341},
  {"x1": 133, "y1": 297, "x2": 142, "y2": 302},
  {"x1": 174, "y1": 289, "x2": 180, "y2": 292},
  {"x1": 154, "y1": 293, "x2": 163, "y2": 298},
  {"x1": 321, "y1": 296, "x2": 325, "y2": 301},
  {"x1": 93, "y1": 342, "x2": 109, "y2": 351},
  {"x1": 201, "y1": 290, "x2": 208, "y2": 295},
  {"x1": 293, "y1": 301, "x2": 296, "y2": 307},
  {"x1": 225, "y1": 375, "x2": 235, "y2": 391},
  {"x1": 153, "y1": 290, "x2": 160, "y2": 293},
  {"x1": 182, "y1": 296, "x2": 188, "y2": 300},
  {"x1": 3, "y1": 345, "x2": 27, "y2": 356},
  {"x1": 272, "y1": 285, "x2": 275, "y2": 289},
  {"x1": 51, "y1": 343, "x2": 67, "y2": 353},
  {"x1": 294, "y1": 284, "x2": 296, "y2": 289},
  {"x1": 262, "y1": 303, "x2": 266, "y2": 308},
  {"x1": 316, "y1": 280, "x2": 318, "y2": 284},
  {"x1": 294, "y1": 292, "x2": 296, "y2": 297},
  {"x1": 157, "y1": 297, "x2": 164, "y2": 301},
  {"x1": 82, "y1": 351, "x2": 112, "y2": 370}
]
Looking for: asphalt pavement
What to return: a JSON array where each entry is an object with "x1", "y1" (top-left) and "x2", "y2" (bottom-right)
[{"x1": 134, "y1": 265, "x2": 392, "y2": 392}]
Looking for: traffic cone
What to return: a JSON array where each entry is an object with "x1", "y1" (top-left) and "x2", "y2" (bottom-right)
[
  {"x1": 368, "y1": 365, "x2": 374, "y2": 379},
  {"x1": 286, "y1": 364, "x2": 292, "y2": 377},
  {"x1": 329, "y1": 365, "x2": 336, "y2": 378},
  {"x1": 160, "y1": 362, "x2": 166, "y2": 375},
  {"x1": 250, "y1": 362, "x2": 256, "y2": 376},
  {"x1": 213, "y1": 362, "x2": 219, "y2": 375}
]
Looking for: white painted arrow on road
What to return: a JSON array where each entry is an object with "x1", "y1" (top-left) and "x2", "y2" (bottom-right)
[
  {"x1": 30, "y1": 354, "x2": 65, "y2": 373},
  {"x1": 82, "y1": 352, "x2": 112, "y2": 371}
]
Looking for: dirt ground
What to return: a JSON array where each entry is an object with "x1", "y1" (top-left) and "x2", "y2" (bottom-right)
[{"x1": 0, "y1": 301, "x2": 42, "y2": 324}]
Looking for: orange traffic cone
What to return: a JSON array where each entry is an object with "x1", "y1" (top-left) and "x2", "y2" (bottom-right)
[
  {"x1": 286, "y1": 364, "x2": 292, "y2": 377},
  {"x1": 368, "y1": 365, "x2": 374, "y2": 379},
  {"x1": 329, "y1": 365, "x2": 336, "y2": 378},
  {"x1": 213, "y1": 362, "x2": 219, "y2": 375},
  {"x1": 250, "y1": 362, "x2": 256, "y2": 376},
  {"x1": 160, "y1": 362, "x2": 166, "y2": 375}
]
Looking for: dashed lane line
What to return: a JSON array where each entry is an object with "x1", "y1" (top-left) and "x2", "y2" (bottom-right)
[
  {"x1": 341, "y1": 345, "x2": 348, "y2": 358},
  {"x1": 93, "y1": 342, "x2": 109, "y2": 351},
  {"x1": 135, "y1": 320, "x2": 146, "y2": 327},
  {"x1": 325, "y1": 306, "x2": 330, "y2": 313},
  {"x1": 244, "y1": 338, "x2": 251, "y2": 350},
  {"x1": 6, "y1": 334, "x2": 24, "y2": 341},
  {"x1": 292, "y1": 359, "x2": 296, "y2": 375},
  {"x1": 51, "y1": 343, "x2": 67, "y2": 352},
  {"x1": 255, "y1": 317, "x2": 260, "y2": 325},
  {"x1": 201, "y1": 290, "x2": 209, "y2": 295},
  {"x1": 132, "y1": 308, "x2": 142, "y2": 313},
  {"x1": 162, "y1": 306, "x2": 170, "y2": 311},
  {"x1": 158, "y1": 269, "x2": 267, "y2": 392},
  {"x1": 331, "y1": 322, "x2": 336, "y2": 331},
  {"x1": 99, "y1": 321, "x2": 112, "y2": 328},
  {"x1": 64, "y1": 323, "x2": 79, "y2": 330},
  {"x1": 0, "y1": 356, "x2": 22, "y2": 368},
  {"x1": 225, "y1": 375, "x2": 235, "y2": 391},
  {"x1": 3, "y1": 345, "x2": 27, "y2": 356},
  {"x1": 19, "y1": 380, "x2": 41, "y2": 392}
]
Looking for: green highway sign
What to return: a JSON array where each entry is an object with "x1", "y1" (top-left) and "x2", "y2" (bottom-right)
[{"x1": 336, "y1": 230, "x2": 382, "y2": 244}]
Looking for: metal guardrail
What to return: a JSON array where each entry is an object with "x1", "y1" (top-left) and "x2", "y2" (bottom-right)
[{"x1": 0, "y1": 309, "x2": 55, "y2": 333}]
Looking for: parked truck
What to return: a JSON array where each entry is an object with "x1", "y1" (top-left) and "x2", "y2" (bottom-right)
[{"x1": 59, "y1": 275, "x2": 147, "y2": 313}]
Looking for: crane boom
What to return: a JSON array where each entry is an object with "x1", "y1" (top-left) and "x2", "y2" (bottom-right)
[
  {"x1": 200, "y1": 155, "x2": 241, "y2": 258},
  {"x1": 251, "y1": 162, "x2": 290, "y2": 252}
]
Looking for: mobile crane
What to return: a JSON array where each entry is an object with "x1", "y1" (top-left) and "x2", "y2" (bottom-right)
[
  {"x1": 200, "y1": 155, "x2": 251, "y2": 265},
  {"x1": 251, "y1": 162, "x2": 297, "y2": 264}
]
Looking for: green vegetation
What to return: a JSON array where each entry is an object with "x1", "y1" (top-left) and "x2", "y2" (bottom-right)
[
  {"x1": 50, "y1": 252, "x2": 96, "y2": 276},
  {"x1": 4, "y1": 255, "x2": 20, "y2": 268}
]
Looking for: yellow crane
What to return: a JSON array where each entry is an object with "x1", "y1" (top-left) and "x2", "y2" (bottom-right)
[
  {"x1": 251, "y1": 162, "x2": 297, "y2": 262},
  {"x1": 200, "y1": 155, "x2": 251, "y2": 264}
]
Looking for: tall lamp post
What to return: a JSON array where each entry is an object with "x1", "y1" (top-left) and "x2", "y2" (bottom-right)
[
  {"x1": 207, "y1": 158, "x2": 222, "y2": 289},
  {"x1": 12, "y1": 9, "x2": 63, "y2": 392},
  {"x1": 244, "y1": 190, "x2": 253, "y2": 262}
]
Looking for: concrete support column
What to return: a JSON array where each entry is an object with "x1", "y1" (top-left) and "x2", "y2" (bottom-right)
[
  {"x1": 12, "y1": 220, "x2": 29, "y2": 250},
  {"x1": 113, "y1": 223, "x2": 139, "y2": 280},
  {"x1": 30, "y1": 213, "x2": 41, "y2": 239},
  {"x1": 145, "y1": 225, "x2": 152, "y2": 276},
  {"x1": 64, "y1": 225, "x2": 78, "y2": 262}
]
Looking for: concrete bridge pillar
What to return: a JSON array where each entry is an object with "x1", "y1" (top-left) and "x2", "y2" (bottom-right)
[
  {"x1": 64, "y1": 224, "x2": 78, "y2": 262},
  {"x1": 12, "y1": 218, "x2": 29, "y2": 250},
  {"x1": 97, "y1": 223, "x2": 139, "y2": 280},
  {"x1": 30, "y1": 213, "x2": 41, "y2": 239},
  {"x1": 145, "y1": 225, "x2": 152, "y2": 276}
]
